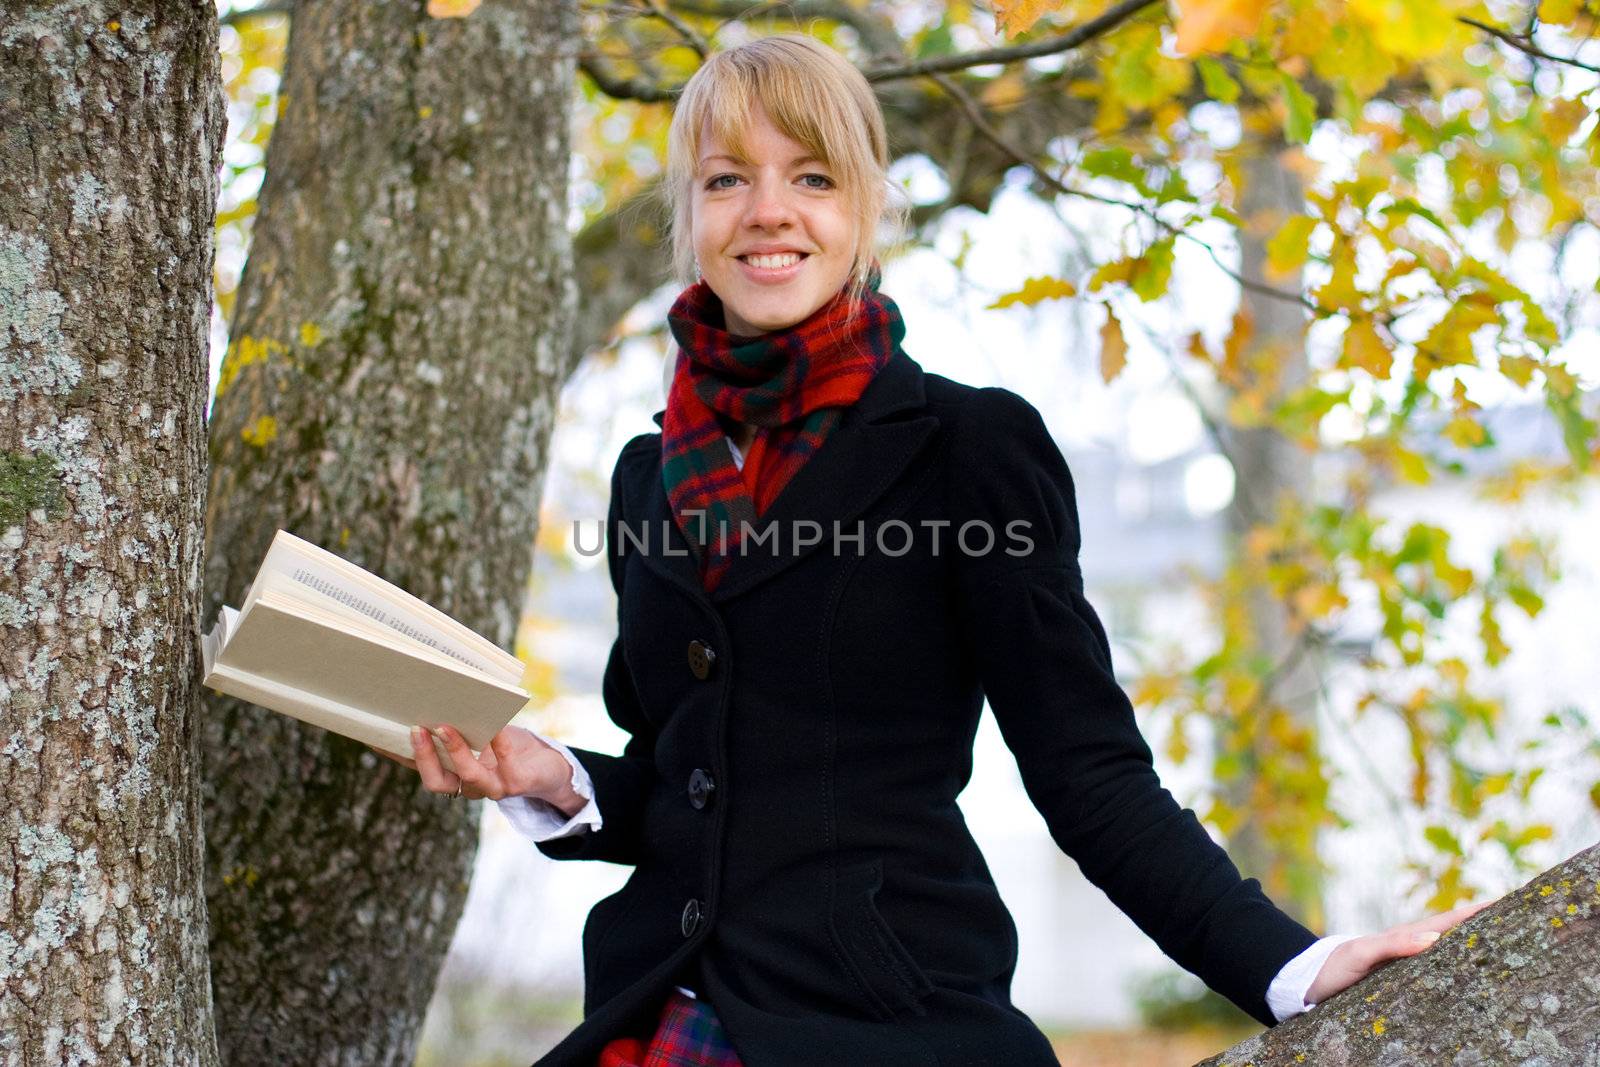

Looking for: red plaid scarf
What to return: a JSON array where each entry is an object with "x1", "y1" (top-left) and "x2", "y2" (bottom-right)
[
  {"x1": 597, "y1": 988, "x2": 742, "y2": 1066},
  {"x1": 661, "y1": 260, "x2": 904, "y2": 592}
]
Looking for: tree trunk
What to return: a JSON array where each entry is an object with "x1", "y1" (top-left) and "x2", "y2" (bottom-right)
[
  {"x1": 1215, "y1": 144, "x2": 1324, "y2": 926},
  {"x1": 0, "y1": 3, "x2": 225, "y2": 1063},
  {"x1": 198, "y1": 1, "x2": 578, "y2": 1062},
  {"x1": 1195, "y1": 839, "x2": 1600, "y2": 1065}
]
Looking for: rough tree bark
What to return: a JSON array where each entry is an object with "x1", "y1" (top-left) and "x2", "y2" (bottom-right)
[
  {"x1": 0, "y1": 2, "x2": 225, "y2": 1064},
  {"x1": 1196, "y1": 840, "x2": 1600, "y2": 1066},
  {"x1": 199, "y1": 1, "x2": 578, "y2": 1062}
]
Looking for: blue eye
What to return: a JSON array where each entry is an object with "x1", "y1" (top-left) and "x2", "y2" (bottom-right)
[
  {"x1": 802, "y1": 174, "x2": 835, "y2": 189},
  {"x1": 706, "y1": 174, "x2": 739, "y2": 189}
]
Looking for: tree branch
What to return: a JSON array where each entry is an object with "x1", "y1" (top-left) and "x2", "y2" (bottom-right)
[
  {"x1": 862, "y1": 0, "x2": 1161, "y2": 81},
  {"x1": 923, "y1": 68, "x2": 1325, "y2": 316},
  {"x1": 665, "y1": 0, "x2": 904, "y2": 58},
  {"x1": 1459, "y1": 15, "x2": 1600, "y2": 75}
]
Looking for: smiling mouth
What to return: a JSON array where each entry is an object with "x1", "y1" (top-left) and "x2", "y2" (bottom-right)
[{"x1": 738, "y1": 252, "x2": 809, "y2": 269}]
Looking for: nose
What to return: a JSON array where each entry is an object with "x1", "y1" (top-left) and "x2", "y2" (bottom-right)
[{"x1": 744, "y1": 175, "x2": 796, "y2": 230}]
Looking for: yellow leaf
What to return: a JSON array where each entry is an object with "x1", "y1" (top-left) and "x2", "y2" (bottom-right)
[
  {"x1": 1545, "y1": 363, "x2": 1578, "y2": 398},
  {"x1": 1266, "y1": 215, "x2": 1319, "y2": 279},
  {"x1": 1088, "y1": 257, "x2": 1136, "y2": 292},
  {"x1": 979, "y1": 70, "x2": 1029, "y2": 109},
  {"x1": 994, "y1": 0, "x2": 1056, "y2": 36},
  {"x1": 1293, "y1": 582, "x2": 1347, "y2": 620},
  {"x1": 1313, "y1": 239, "x2": 1362, "y2": 313},
  {"x1": 988, "y1": 275, "x2": 1078, "y2": 310},
  {"x1": 1444, "y1": 415, "x2": 1486, "y2": 449},
  {"x1": 1349, "y1": 0, "x2": 1474, "y2": 60},
  {"x1": 1172, "y1": 0, "x2": 1270, "y2": 55},
  {"x1": 1100, "y1": 309, "x2": 1128, "y2": 384},
  {"x1": 1499, "y1": 354, "x2": 1537, "y2": 388},
  {"x1": 1395, "y1": 444, "x2": 1433, "y2": 486},
  {"x1": 1341, "y1": 319, "x2": 1393, "y2": 377},
  {"x1": 427, "y1": 0, "x2": 481, "y2": 17}
]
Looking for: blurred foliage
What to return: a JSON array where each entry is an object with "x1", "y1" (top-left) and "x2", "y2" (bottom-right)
[
  {"x1": 1128, "y1": 969, "x2": 1257, "y2": 1031},
  {"x1": 216, "y1": 0, "x2": 1599, "y2": 929}
]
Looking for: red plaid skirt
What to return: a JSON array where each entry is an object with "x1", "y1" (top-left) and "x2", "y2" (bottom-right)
[{"x1": 597, "y1": 989, "x2": 743, "y2": 1067}]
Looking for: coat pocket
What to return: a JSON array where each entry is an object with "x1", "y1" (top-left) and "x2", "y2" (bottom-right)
[
  {"x1": 828, "y1": 858, "x2": 937, "y2": 1021},
  {"x1": 581, "y1": 879, "x2": 646, "y2": 1014}
]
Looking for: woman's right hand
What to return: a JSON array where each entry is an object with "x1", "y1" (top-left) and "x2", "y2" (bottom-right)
[{"x1": 366, "y1": 723, "x2": 587, "y2": 814}]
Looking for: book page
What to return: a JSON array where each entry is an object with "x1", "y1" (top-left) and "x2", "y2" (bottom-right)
[
  {"x1": 217, "y1": 597, "x2": 528, "y2": 750},
  {"x1": 244, "y1": 530, "x2": 523, "y2": 685},
  {"x1": 199, "y1": 661, "x2": 482, "y2": 776}
]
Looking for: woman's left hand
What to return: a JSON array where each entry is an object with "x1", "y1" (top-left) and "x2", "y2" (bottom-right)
[{"x1": 1305, "y1": 898, "x2": 1495, "y2": 1006}]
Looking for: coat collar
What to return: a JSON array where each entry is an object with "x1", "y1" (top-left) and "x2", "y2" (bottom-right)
[{"x1": 638, "y1": 346, "x2": 938, "y2": 605}]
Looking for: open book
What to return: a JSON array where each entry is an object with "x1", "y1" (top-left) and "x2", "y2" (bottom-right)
[{"x1": 201, "y1": 529, "x2": 530, "y2": 776}]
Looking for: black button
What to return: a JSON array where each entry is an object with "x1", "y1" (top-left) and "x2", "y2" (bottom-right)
[
  {"x1": 681, "y1": 897, "x2": 703, "y2": 938},
  {"x1": 688, "y1": 768, "x2": 716, "y2": 810},
  {"x1": 687, "y1": 639, "x2": 717, "y2": 680}
]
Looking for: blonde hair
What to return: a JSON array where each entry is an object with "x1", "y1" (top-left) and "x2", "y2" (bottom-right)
[{"x1": 662, "y1": 33, "x2": 908, "y2": 316}]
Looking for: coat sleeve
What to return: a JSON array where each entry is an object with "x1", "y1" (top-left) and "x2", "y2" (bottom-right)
[
  {"x1": 948, "y1": 387, "x2": 1318, "y2": 1028},
  {"x1": 534, "y1": 438, "x2": 660, "y2": 866}
]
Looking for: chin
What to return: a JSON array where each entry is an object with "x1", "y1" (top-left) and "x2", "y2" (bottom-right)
[{"x1": 729, "y1": 295, "x2": 826, "y2": 333}]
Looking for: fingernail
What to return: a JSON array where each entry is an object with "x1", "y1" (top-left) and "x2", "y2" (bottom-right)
[{"x1": 1414, "y1": 931, "x2": 1440, "y2": 945}]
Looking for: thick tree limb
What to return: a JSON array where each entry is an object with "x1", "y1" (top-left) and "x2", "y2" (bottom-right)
[{"x1": 1195, "y1": 839, "x2": 1600, "y2": 1066}]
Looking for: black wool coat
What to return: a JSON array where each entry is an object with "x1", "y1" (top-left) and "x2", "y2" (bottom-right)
[{"x1": 531, "y1": 346, "x2": 1317, "y2": 1067}]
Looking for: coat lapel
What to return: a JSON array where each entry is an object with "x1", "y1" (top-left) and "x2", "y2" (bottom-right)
[{"x1": 633, "y1": 347, "x2": 939, "y2": 605}]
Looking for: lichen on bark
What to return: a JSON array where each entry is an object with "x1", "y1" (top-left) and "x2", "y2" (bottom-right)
[
  {"x1": 199, "y1": 1, "x2": 579, "y2": 1063},
  {"x1": 1194, "y1": 840, "x2": 1600, "y2": 1067},
  {"x1": 1, "y1": 2, "x2": 227, "y2": 1063}
]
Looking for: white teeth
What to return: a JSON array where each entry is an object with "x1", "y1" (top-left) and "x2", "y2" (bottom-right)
[{"x1": 742, "y1": 253, "x2": 803, "y2": 269}]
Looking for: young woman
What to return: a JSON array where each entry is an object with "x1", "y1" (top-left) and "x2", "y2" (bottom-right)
[{"x1": 372, "y1": 33, "x2": 1488, "y2": 1067}]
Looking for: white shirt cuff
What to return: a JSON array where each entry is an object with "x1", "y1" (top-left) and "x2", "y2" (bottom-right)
[
  {"x1": 1266, "y1": 933, "x2": 1362, "y2": 1022},
  {"x1": 493, "y1": 732, "x2": 602, "y2": 842}
]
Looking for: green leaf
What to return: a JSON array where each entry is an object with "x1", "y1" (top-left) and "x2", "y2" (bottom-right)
[
  {"x1": 915, "y1": 21, "x2": 955, "y2": 59},
  {"x1": 1130, "y1": 237, "x2": 1175, "y2": 302},
  {"x1": 1197, "y1": 58, "x2": 1241, "y2": 104},
  {"x1": 1080, "y1": 146, "x2": 1146, "y2": 190},
  {"x1": 1279, "y1": 72, "x2": 1317, "y2": 144},
  {"x1": 1424, "y1": 824, "x2": 1464, "y2": 856}
]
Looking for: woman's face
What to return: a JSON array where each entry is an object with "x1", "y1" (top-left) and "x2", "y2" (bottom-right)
[{"x1": 691, "y1": 103, "x2": 858, "y2": 338}]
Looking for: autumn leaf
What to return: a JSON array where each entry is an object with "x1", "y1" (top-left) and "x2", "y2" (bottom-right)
[
  {"x1": 427, "y1": 0, "x2": 481, "y2": 16},
  {"x1": 1340, "y1": 319, "x2": 1393, "y2": 377},
  {"x1": 1172, "y1": 0, "x2": 1270, "y2": 55},
  {"x1": 1100, "y1": 308, "x2": 1128, "y2": 383},
  {"x1": 988, "y1": 275, "x2": 1078, "y2": 309},
  {"x1": 993, "y1": 0, "x2": 1056, "y2": 36},
  {"x1": 1265, "y1": 215, "x2": 1319, "y2": 279}
]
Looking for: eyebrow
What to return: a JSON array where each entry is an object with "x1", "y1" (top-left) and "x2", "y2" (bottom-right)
[{"x1": 698, "y1": 153, "x2": 824, "y2": 169}]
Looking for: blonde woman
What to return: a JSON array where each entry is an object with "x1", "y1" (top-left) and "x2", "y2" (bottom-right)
[{"x1": 374, "y1": 32, "x2": 1489, "y2": 1066}]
